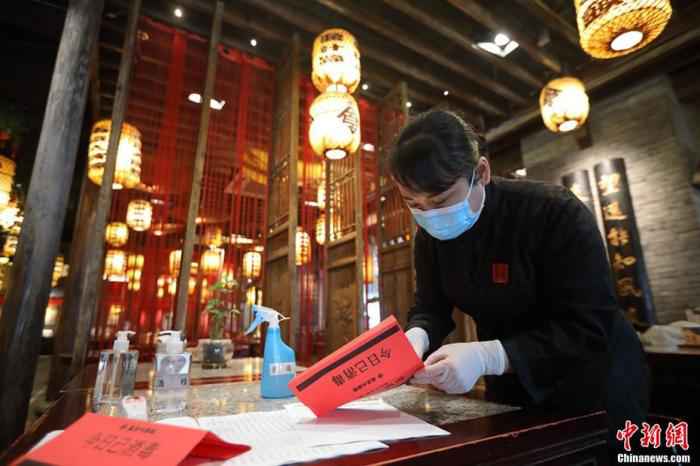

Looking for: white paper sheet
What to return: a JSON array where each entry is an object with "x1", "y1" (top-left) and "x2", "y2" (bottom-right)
[
  {"x1": 284, "y1": 399, "x2": 450, "y2": 445},
  {"x1": 217, "y1": 441, "x2": 388, "y2": 466},
  {"x1": 158, "y1": 399, "x2": 449, "y2": 465}
]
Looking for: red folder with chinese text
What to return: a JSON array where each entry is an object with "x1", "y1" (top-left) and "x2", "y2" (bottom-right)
[
  {"x1": 289, "y1": 315, "x2": 423, "y2": 417},
  {"x1": 12, "y1": 413, "x2": 250, "y2": 466}
]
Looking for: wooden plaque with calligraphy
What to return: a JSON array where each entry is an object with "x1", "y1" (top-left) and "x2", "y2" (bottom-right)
[
  {"x1": 562, "y1": 170, "x2": 595, "y2": 213},
  {"x1": 594, "y1": 158, "x2": 655, "y2": 325}
]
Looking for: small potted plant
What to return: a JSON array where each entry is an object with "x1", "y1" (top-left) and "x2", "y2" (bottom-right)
[{"x1": 201, "y1": 277, "x2": 239, "y2": 369}]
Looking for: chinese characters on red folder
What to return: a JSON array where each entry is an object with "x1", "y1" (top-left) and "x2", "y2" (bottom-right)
[
  {"x1": 12, "y1": 413, "x2": 250, "y2": 466},
  {"x1": 289, "y1": 315, "x2": 424, "y2": 417}
]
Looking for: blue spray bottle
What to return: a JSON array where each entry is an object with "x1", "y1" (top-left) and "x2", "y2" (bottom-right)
[{"x1": 245, "y1": 304, "x2": 295, "y2": 398}]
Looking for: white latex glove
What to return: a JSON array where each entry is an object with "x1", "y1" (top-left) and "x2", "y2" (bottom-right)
[
  {"x1": 410, "y1": 340, "x2": 509, "y2": 394},
  {"x1": 405, "y1": 327, "x2": 430, "y2": 360}
]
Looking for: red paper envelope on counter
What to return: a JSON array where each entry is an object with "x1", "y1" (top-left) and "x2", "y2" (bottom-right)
[
  {"x1": 289, "y1": 315, "x2": 423, "y2": 417},
  {"x1": 12, "y1": 412, "x2": 250, "y2": 466}
]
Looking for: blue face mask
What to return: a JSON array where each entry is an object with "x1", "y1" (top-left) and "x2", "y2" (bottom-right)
[{"x1": 409, "y1": 170, "x2": 485, "y2": 241}]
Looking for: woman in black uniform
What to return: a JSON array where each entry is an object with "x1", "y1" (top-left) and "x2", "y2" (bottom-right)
[{"x1": 391, "y1": 110, "x2": 649, "y2": 454}]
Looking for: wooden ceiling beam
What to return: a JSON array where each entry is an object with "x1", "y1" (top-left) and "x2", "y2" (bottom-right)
[
  {"x1": 167, "y1": 0, "x2": 468, "y2": 115},
  {"x1": 382, "y1": 0, "x2": 544, "y2": 89},
  {"x1": 446, "y1": 0, "x2": 563, "y2": 74},
  {"x1": 514, "y1": 0, "x2": 580, "y2": 47},
  {"x1": 240, "y1": 0, "x2": 502, "y2": 117},
  {"x1": 486, "y1": 26, "x2": 700, "y2": 142},
  {"x1": 314, "y1": 0, "x2": 527, "y2": 107}
]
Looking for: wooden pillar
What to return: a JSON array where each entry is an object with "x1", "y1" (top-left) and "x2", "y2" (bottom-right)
[
  {"x1": 262, "y1": 34, "x2": 301, "y2": 347},
  {"x1": 323, "y1": 142, "x2": 367, "y2": 351},
  {"x1": 375, "y1": 82, "x2": 414, "y2": 327},
  {"x1": 0, "y1": 0, "x2": 104, "y2": 449},
  {"x1": 68, "y1": 0, "x2": 141, "y2": 378},
  {"x1": 174, "y1": 0, "x2": 224, "y2": 332},
  {"x1": 47, "y1": 177, "x2": 97, "y2": 400}
]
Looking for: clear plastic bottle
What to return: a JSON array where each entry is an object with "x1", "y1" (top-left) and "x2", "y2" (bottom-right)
[
  {"x1": 152, "y1": 330, "x2": 191, "y2": 413},
  {"x1": 93, "y1": 331, "x2": 139, "y2": 410}
]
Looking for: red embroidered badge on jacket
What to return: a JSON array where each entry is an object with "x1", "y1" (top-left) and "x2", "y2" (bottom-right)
[{"x1": 492, "y1": 263, "x2": 509, "y2": 284}]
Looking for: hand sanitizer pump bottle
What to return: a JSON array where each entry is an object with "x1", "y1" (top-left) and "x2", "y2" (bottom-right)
[
  {"x1": 152, "y1": 330, "x2": 191, "y2": 413},
  {"x1": 245, "y1": 304, "x2": 295, "y2": 398},
  {"x1": 93, "y1": 330, "x2": 139, "y2": 410}
]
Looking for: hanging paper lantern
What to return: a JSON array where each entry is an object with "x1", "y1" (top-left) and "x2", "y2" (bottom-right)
[
  {"x1": 574, "y1": 0, "x2": 672, "y2": 59},
  {"x1": 0, "y1": 203, "x2": 19, "y2": 230},
  {"x1": 169, "y1": 249, "x2": 182, "y2": 275},
  {"x1": 242, "y1": 251, "x2": 262, "y2": 279},
  {"x1": 309, "y1": 91, "x2": 361, "y2": 160},
  {"x1": 315, "y1": 214, "x2": 326, "y2": 245},
  {"x1": 204, "y1": 227, "x2": 223, "y2": 248},
  {"x1": 312, "y1": 28, "x2": 361, "y2": 93},
  {"x1": 0, "y1": 156, "x2": 16, "y2": 208},
  {"x1": 3, "y1": 234, "x2": 17, "y2": 257},
  {"x1": 126, "y1": 200, "x2": 152, "y2": 232},
  {"x1": 201, "y1": 247, "x2": 224, "y2": 274},
  {"x1": 246, "y1": 286, "x2": 257, "y2": 305},
  {"x1": 127, "y1": 268, "x2": 142, "y2": 291},
  {"x1": 127, "y1": 253, "x2": 144, "y2": 270},
  {"x1": 104, "y1": 249, "x2": 127, "y2": 282},
  {"x1": 539, "y1": 77, "x2": 590, "y2": 133},
  {"x1": 295, "y1": 227, "x2": 311, "y2": 266},
  {"x1": 51, "y1": 255, "x2": 64, "y2": 287},
  {"x1": 88, "y1": 119, "x2": 142, "y2": 189},
  {"x1": 105, "y1": 222, "x2": 129, "y2": 247},
  {"x1": 317, "y1": 182, "x2": 326, "y2": 209}
]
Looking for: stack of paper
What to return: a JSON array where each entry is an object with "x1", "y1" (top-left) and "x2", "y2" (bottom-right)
[{"x1": 160, "y1": 399, "x2": 450, "y2": 466}]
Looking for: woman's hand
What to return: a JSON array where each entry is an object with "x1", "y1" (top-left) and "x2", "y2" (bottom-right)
[
  {"x1": 410, "y1": 340, "x2": 509, "y2": 394},
  {"x1": 405, "y1": 327, "x2": 430, "y2": 360}
]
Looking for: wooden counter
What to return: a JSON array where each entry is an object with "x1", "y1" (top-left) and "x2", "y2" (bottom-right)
[{"x1": 1, "y1": 358, "x2": 609, "y2": 465}]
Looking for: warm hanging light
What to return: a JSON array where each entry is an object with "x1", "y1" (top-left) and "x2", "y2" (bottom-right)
[
  {"x1": 317, "y1": 182, "x2": 326, "y2": 209},
  {"x1": 309, "y1": 91, "x2": 361, "y2": 160},
  {"x1": 539, "y1": 77, "x2": 590, "y2": 133},
  {"x1": 315, "y1": 214, "x2": 326, "y2": 245},
  {"x1": 295, "y1": 227, "x2": 311, "y2": 266},
  {"x1": 246, "y1": 286, "x2": 257, "y2": 305},
  {"x1": 126, "y1": 200, "x2": 152, "y2": 232},
  {"x1": 201, "y1": 247, "x2": 224, "y2": 274},
  {"x1": 0, "y1": 203, "x2": 19, "y2": 230},
  {"x1": 574, "y1": 0, "x2": 672, "y2": 59},
  {"x1": 104, "y1": 249, "x2": 127, "y2": 282},
  {"x1": 2, "y1": 234, "x2": 17, "y2": 257},
  {"x1": 204, "y1": 226, "x2": 223, "y2": 248},
  {"x1": 105, "y1": 222, "x2": 129, "y2": 247},
  {"x1": 242, "y1": 251, "x2": 262, "y2": 279},
  {"x1": 52, "y1": 255, "x2": 64, "y2": 287},
  {"x1": 169, "y1": 249, "x2": 182, "y2": 275},
  {"x1": 0, "y1": 156, "x2": 15, "y2": 208},
  {"x1": 88, "y1": 119, "x2": 142, "y2": 189},
  {"x1": 311, "y1": 28, "x2": 360, "y2": 94}
]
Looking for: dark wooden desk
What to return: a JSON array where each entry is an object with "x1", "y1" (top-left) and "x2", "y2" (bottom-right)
[{"x1": 2, "y1": 363, "x2": 610, "y2": 466}]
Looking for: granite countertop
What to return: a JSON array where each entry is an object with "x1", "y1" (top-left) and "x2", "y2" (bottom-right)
[{"x1": 133, "y1": 381, "x2": 518, "y2": 426}]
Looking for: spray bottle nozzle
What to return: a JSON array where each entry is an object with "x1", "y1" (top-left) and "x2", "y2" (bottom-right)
[
  {"x1": 114, "y1": 330, "x2": 135, "y2": 352},
  {"x1": 245, "y1": 304, "x2": 289, "y2": 335}
]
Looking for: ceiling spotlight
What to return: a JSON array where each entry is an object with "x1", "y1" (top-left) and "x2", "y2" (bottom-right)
[
  {"x1": 494, "y1": 33, "x2": 510, "y2": 47},
  {"x1": 443, "y1": 90, "x2": 449, "y2": 96},
  {"x1": 362, "y1": 83, "x2": 369, "y2": 91},
  {"x1": 174, "y1": 7, "x2": 183, "y2": 18},
  {"x1": 406, "y1": 101, "x2": 412, "y2": 108},
  {"x1": 250, "y1": 38, "x2": 258, "y2": 47},
  {"x1": 362, "y1": 143, "x2": 375, "y2": 152}
]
